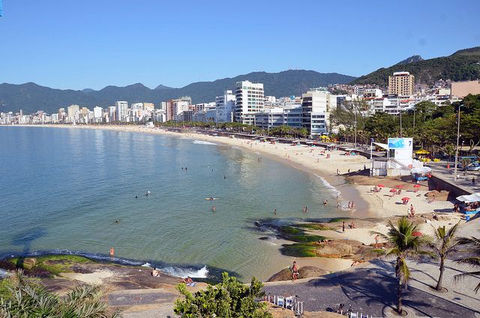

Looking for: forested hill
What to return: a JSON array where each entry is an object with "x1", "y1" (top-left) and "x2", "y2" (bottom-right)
[
  {"x1": 352, "y1": 47, "x2": 480, "y2": 86},
  {"x1": 0, "y1": 70, "x2": 355, "y2": 114}
]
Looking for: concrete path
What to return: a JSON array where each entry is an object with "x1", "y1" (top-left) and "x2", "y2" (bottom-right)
[
  {"x1": 108, "y1": 288, "x2": 177, "y2": 318},
  {"x1": 264, "y1": 259, "x2": 480, "y2": 317}
]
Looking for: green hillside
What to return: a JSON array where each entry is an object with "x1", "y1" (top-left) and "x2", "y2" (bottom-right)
[{"x1": 352, "y1": 47, "x2": 480, "y2": 86}]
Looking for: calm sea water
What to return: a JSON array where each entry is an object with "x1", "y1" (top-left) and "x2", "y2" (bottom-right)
[{"x1": 0, "y1": 127, "x2": 344, "y2": 280}]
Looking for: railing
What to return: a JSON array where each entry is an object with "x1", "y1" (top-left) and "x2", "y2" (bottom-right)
[{"x1": 264, "y1": 294, "x2": 304, "y2": 316}]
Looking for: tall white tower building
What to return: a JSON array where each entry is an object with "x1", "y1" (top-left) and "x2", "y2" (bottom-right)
[{"x1": 234, "y1": 81, "x2": 264, "y2": 125}]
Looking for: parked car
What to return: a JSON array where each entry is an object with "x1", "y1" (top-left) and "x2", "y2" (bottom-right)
[{"x1": 466, "y1": 164, "x2": 480, "y2": 171}]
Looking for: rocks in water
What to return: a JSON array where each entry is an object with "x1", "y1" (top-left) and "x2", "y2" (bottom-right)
[{"x1": 22, "y1": 258, "x2": 37, "y2": 269}]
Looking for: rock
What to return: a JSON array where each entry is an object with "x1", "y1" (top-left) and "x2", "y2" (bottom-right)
[
  {"x1": 267, "y1": 266, "x2": 328, "y2": 282},
  {"x1": 22, "y1": 258, "x2": 36, "y2": 269},
  {"x1": 298, "y1": 266, "x2": 328, "y2": 278}
]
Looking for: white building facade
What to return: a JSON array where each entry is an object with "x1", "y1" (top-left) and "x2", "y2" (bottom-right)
[{"x1": 234, "y1": 81, "x2": 264, "y2": 125}]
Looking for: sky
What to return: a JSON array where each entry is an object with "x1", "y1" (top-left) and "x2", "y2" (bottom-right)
[{"x1": 0, "y1": 0, "x2": 479, "y2": 90}]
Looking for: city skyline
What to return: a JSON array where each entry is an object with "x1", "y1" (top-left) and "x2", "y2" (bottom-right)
[{"x1": 0, "y1": 0, "x2": 479, "y2": 90}]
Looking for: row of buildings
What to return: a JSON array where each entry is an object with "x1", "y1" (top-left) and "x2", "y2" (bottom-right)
[{"x1": 2, "y1": 73, "x2": 480, "y2": 137}]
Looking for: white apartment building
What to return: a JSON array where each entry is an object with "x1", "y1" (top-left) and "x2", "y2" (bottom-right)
[
  {"x1": 234, "y1": 81, "x2": 264, "y2": 125},
  {"x1": 115, "y1": 101, "x2": 129, "y2": 122},
  {"x1": 254, "y1": 106, "x2": 303, "y2": 130},
  {"x1": 301, "y1": 88, "x2": 337, "y2": 137},
  {"x1": 93, "y1": 106, "x2": 103, "y2": 123},
  {"x1": 67, "y1": 104, "x2": 80, "y2": 123},
  {"x1": 108, "y1": 106, "x2": 116, "y2": 122},
  {"x1": 215, "y1": 90, "x2": 236, "y2": 123}
]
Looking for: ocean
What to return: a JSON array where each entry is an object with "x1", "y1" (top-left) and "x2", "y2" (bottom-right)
[{"x1": 0, "y1": 126, "x2": 345, "y2": 281}]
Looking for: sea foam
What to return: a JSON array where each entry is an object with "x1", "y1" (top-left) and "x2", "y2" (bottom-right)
[{"x1": 193, "y1": 140, "x2": 216, "y2": 145}]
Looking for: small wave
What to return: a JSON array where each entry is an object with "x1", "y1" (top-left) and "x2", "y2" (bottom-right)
[
  {"x1": 315, "y1": 175, "x2": 341, "y2": 196},
  {"x1": 193, "y1": 140, "x2": 216, "y2": 145},
  {"x1": 0, "y1": 268, "x2": 10, "y2": 279},
  {"x1": 0, "y1": 250, "x2": 209, "y2": 280},
  {"x1": 159, "y1": 265, "x2": 209, "y2": 278}
]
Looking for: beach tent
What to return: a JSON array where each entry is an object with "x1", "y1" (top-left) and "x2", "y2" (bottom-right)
[
  {"x1": 411, "y1": 167, "x2": 432, "y2": 174},
  {"x1": 456, "y1": 193, "x2": 480, "y2": 203}
]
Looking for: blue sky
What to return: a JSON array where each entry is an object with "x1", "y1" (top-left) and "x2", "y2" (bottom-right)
[{"x1": 0, "y1": 0, "x2": 479, "y2": 90}]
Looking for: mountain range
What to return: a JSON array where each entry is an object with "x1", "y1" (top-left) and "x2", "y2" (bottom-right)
[
  {"x1": 0, "y1": 71, "x2": 355, "y2": 114},
  {"x1": 353, "y1": 47, "x2": 480, "y2": 85}
]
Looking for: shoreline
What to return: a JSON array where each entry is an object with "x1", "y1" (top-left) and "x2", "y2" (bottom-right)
[
  {"x1": 7, "y1": 123, "x2": 371, "y2": 217},
  {"x1": 2, "y1": 124, "x2": 457, "y2": 282}
]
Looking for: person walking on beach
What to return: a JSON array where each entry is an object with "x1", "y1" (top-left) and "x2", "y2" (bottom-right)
[
  {"x1": 342, "y1": 221, "x2": 345, "y2": 232},
  {"x1": 291, "y1": 261, "x2": 299, "y2": 280}
]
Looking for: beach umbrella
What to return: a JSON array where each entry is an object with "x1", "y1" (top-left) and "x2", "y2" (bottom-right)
[
  {"x1": 412, "y1": 231, "x2": 423, "y2": 237},
  {"x1": 413, "y1": 184, "x2": 421, "y2": 188},
  {"x1": 377, "y1": 184, "x2": 385, "y2": 188},
  {"x1": 402, "y1": 197, "x2": 410, "y2": 201},
  {"x1": 390, "y1": 188, "x2": 397, "y2": 193},
  {"x1": 395, "y1": 185, "x2": 404, "y2": 189}
]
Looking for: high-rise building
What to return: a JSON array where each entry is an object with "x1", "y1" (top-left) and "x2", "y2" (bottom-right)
[
  {"x1": 67, "y1": 104, "x2": 80, "y2": 123},
  {"x1": 388, "y1": 72, "x2": 415, "y2": 96},
  {"x1": 108, "y1": 106, "x2": 116, "y2": 122},
  {"x1": 301, "y1": 88, "x2": 336, "y2": 137},
  {"x1": 215, "y1": 90, "x2": 236, "y2": 123},
  {"x1": 115, "y1": 101, "x2": 128, "y2": 122},
  {"x1": 93, "y1": 106, "x2": 103, "y2": 122},
  {"x1": 234, "y1": 81, "x2": 264, "y2": 125}
]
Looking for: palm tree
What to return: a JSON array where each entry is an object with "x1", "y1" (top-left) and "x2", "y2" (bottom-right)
[
  {"x1": 455, "y1": 236, "x2": 480, "y2": 293},
  {"x1": 0, "y1": 270, "x2": 118, "y2": 317},
  {"x1": 429, "y1": 222, "x2": 461, "y2": 291},
  {"x1": 375, "y1": 217, "x2": 426, "y2": 314}
]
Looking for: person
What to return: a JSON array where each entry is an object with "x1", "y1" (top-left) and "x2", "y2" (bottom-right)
[
  {"x1": 453, "y1": 203, "x2": 460, "y2": 213},
  {"x1": 304, "y1": 205, "x2": 308, "y2": 213},
  {"x1": 348, "y1": 169, "x2": 351, "y2": 173},
  {"x1": 291, "y1": 261, "x2": 299, "y2": 280},
  {"x1": 135, "y1": 195, "x2": 138, "y2": 199},
  {"x1": 224, "y1": 175, "x2": 226, "y2": 179},
  {"x1": 274, "y1": 208, "x2": 277, "y2": 215},
  {"x1": 114, "y1": 219, "x2": 119, "y2": 224},
  {"x1": 432, "y1": 212, "x2": 438, "y2": 221},
  {"x1": 212, "y1": 205, "x2": 216, "y2": 212},
  {"x1": 109, "y1": 247, "x2": 115, "y2": 257},
  {"x1": 375, "y1": 234, "x2": 380, "y2": 248},
  {"x1": 349, "y1": 221, "x2": 356, "y2": 229},
  {"x1": 323, "y1": 200, "x2": 328, "y2": 206},
  {"x1": 473, "y1": 177, "x2": 476, "y2": 185},
  {"x1": 342, "y1": 221, "x2": 345, "y2": 232},
  {"x1": 152, "y1": 268, "x2": 160, "y2": 277},
  {"x1": 336, "y1": 169, "x2": 339, "y2": 175}
]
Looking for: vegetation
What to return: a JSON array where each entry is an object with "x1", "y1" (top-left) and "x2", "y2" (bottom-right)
[
  {"x1": 0, "y1": 271, "x2": 117, "y2": 317},
  {"x1": 276, "y1": 225, "x2": 326, "y2": 257},
  {"x1": 280, "y1": 243, "x2": 318, "y2": 257},
  {"x1": 174, "y1": 272, "x2": 271, "y2": 318},
  {"x1": 429, "y1": 222, "x2": 461, "y2": 291},
  {"x1": 8, "y1": 255, "x2": 91, "y2": 277},
  {"x1": 332, "y1": 95, "x2": 480, "y2": 158},
  {"x1": 455, "y1": 236, "x2": 480, "y2": 293},
  {"x1": 352, "y1": 46, "x2": 480, "y2": 85},
  {"x1": 375, "y1": 217, "x2": 427, "y2": 314},
  {"x1": 297, "y1": 223, "x2": 335, "y2": 231}
]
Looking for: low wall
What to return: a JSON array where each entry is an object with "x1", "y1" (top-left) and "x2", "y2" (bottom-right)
[{"x1": 429, "y1": 175, "x2": 471, "y2": 200}]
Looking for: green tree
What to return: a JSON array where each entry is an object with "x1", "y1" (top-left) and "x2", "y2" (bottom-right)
[
  {"x1": 429, "y1": 222, "x2": 460, "y2": 291},
  {"x1": 0, "y1": 271, "x2": 117, "y2": 317},
  {"x1": 174, "y1": 272, "x2": 271, "y2": 318},
  {"x1": 455, "y1": 236, "x2": 480, "y2": 293},
  {"x1": 375, "y1": 217, "x2": 427, "y2": 314}
]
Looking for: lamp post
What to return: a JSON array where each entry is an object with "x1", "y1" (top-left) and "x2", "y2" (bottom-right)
[
  {"x1": 453, "y1": 104, "x2": 462, "y2": 181},
  {"x1": 370, "y1": 138, "x2": 374, "y2": 176}
]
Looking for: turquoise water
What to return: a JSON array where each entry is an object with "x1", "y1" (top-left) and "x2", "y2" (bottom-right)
[{"x1": 0, "y1": 127, "x2": 344, "y2": 280}]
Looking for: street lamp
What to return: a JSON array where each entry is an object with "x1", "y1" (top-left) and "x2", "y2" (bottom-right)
[
  {"x1": 370, "y1": 138, "x2": 374, "y2": 176},
  {"x1": 453, "y1": 104, "x2": 463, "y2": 181}
]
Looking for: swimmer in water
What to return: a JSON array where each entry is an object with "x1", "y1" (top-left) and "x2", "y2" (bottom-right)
[
  {"x1": 135, "y1": 195, "x2": 138, "y2": 199},
  {"x1": 323, "y1": 200, "x2": 328, "y2": 206},
  {"x1": 274, "y1": 208, "x2": 277, "y2": 215},
  {"x1": 212, "y1": 205, "x2": 216, "y2": 212},
  {"x1": 114, "y1": 219, "x2": 120, "y2": 224}
]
